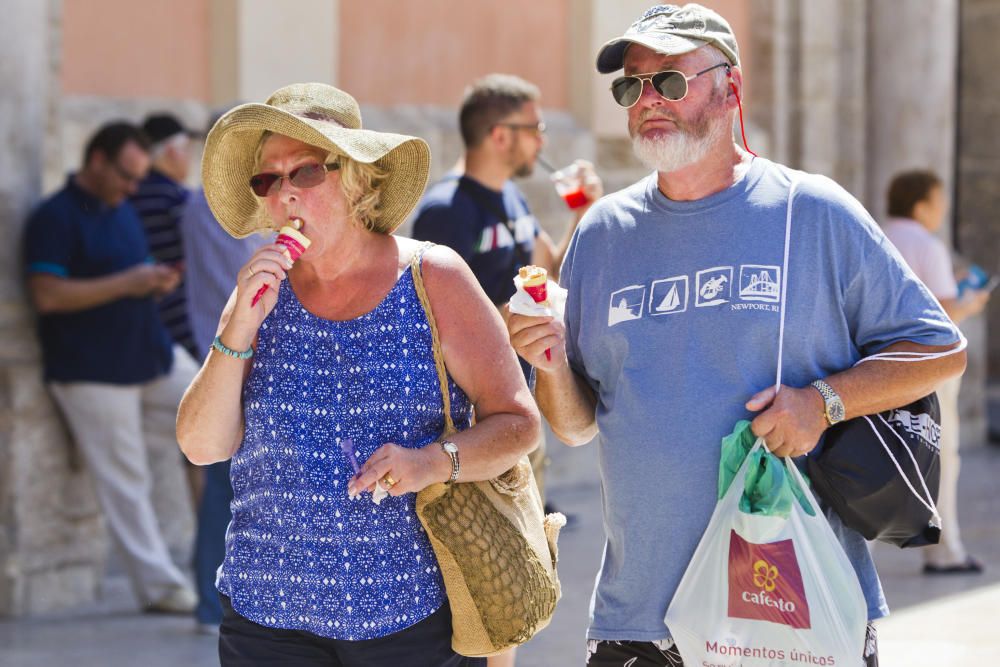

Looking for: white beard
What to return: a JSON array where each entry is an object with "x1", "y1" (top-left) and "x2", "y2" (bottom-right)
[{"x1": 631, "y1": 116, "x2": 730, "y2": 173}]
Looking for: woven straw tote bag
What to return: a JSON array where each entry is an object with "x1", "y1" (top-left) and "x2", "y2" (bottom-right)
[{"x1": 409, "y1": 248, "x2": 565, "y2": 657}]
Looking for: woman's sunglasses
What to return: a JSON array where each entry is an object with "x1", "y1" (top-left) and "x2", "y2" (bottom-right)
[
  {"x1": 249, "y1": 161, "x2": 340, "y2": 197},
  {"x1": 610, "y1": 62, "x2": 730, "y2": 108}
]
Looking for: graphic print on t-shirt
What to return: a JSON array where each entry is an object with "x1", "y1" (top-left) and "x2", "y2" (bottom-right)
[
  {"x1": 474, "y1": 214, "x2": 536, "y2": 253},
  {"x1": 608, "y1": 285, "x2": 646, "y2": 326},
  {"x1": 650, "y1": 276, "x2": 689, "y2": 316},
  {"x1": 696, "y1": 266, "x2": 733, "y2": 308},
  {"x1": 738, "y1": 265, "x2": 781, "y2": 303},
  {"x1": 606, "y1": 263, "x2": 786, "y2": 327}
]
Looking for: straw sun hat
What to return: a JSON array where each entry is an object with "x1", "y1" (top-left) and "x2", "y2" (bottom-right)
[{"x1": 202, "y1": 82, "x2": 431, "y2": 238}]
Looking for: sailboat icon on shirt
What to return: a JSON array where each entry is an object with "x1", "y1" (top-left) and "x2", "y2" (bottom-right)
[
  {"x1": 650, "y1": 276, "x2": 688, "y2": 316},
  {"x1": 657, "y1": 284, "x2": 681, "y2": 311}
]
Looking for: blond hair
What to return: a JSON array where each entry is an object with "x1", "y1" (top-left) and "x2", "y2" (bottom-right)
[
  {"x1": 252, "y1": 130, "x2": 390, "y2": 233},
  {"x1": 338, "y1": 156, "x2": 389, "y2": 233}
]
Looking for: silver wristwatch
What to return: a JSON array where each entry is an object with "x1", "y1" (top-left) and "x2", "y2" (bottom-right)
[
  {"x1": 810, "y1": 379, "x2": 846, "y2": 426},
  {"x1": 439, "y1": 440, "x2": 460, "y2": 485}
]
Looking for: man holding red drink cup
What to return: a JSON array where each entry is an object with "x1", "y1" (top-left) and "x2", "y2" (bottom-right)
[{"x1": 412, "y1": 73, "x2": 602, "y2": 309}]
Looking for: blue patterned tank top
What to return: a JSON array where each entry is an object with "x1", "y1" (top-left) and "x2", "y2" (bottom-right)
[{"x1": 219, "y1": 265, "x2": 473, "y2": 640}]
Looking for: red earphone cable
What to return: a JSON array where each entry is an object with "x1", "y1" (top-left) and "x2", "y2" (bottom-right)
[{"x1": 730, "y1": 81, "x2": 757, "y2": 157}]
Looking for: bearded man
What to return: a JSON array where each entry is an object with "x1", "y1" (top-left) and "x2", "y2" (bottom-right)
[{"x1": 505, "y1": 5, "x2": 964, "y2": 666}]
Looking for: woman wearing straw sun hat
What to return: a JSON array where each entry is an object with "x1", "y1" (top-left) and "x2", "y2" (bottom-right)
[{"x1": 176, "y1": 83, "x2": 539, "y2": 665}]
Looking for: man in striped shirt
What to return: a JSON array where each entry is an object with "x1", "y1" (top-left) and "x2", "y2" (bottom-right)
[{"x1": 130, "y1": 113, "x2": 197, "y2": 358}]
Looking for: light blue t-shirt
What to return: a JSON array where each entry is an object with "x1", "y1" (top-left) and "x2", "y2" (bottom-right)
[{"x1": 560, "y1": 157, "x2": 960, "y2": 642}]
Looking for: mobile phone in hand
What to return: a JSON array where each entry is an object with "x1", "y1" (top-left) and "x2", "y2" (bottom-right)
[{"x1": 958, "y1": 264, "x2": 990, "y2": 296}]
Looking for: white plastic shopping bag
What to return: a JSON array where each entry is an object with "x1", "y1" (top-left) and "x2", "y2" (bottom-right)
[{"x1": 665, "y1": 438, "x2": 867, "y2": 667}]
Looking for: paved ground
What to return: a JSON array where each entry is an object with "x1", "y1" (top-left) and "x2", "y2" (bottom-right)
[{"x1": 3, "y1": 417, "x2": 1000, "y2": 666}]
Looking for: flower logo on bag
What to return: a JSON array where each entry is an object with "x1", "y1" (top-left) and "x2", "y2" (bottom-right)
[
  {"x1": 728, "y1": 531, "x2": 811, "y2": 629},
  {"x1": 752, "y1": 559, "x2": 778, "y2": 592}
]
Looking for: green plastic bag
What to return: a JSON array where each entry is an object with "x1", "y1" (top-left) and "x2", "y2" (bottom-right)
[{"x1": 718, "y1": 420, "x2": 814, "y2": 518}]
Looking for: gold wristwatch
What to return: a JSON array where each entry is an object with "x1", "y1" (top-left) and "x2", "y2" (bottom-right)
[{"x1": 810, "y1": 379, "x2": 845, "y2": 426}]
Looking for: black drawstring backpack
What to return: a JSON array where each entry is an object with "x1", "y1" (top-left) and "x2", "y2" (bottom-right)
[
  {"x1": 777, "y1": 178, "x2": 952, "y2": 549},
  {"x1": 807, "y1": 393, "x2": 942, "y2": 548}
]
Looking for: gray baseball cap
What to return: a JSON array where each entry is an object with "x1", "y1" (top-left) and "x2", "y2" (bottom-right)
[{"x1": 596, "y1": 4, "x2": 740, "y2": 74}]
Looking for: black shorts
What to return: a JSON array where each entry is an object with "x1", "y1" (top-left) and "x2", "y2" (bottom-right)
[
  {"x1": 585, "y1": 624, "x2": 879, "y2": 667},
  {"x1": 219, "y1": 594, "x2": 484, "y2": 667}
]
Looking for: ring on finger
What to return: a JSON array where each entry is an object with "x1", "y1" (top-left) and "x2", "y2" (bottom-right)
[
  {"x1": 382, "y1": 474, "x2": 397, "y2": 489},
  {"x1": 247, "y1": 265, "x2": 256, "y2": 278}
]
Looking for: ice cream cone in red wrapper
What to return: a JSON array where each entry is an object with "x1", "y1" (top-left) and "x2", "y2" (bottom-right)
[
  {"x1": 276, "y1": 226, "x2": 310, "y2": 261},
  {"x1": 519, "y1": 265, "x2": 549, "y2": 305},
  {"x1": 518, "y1": 265, "x2": 551, "y2": 360},
  {"x1": 251, "y1": 218, "x2": 312, "y2": 307}
]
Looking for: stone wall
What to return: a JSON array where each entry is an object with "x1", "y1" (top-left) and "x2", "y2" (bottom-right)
[
  {"x1": 0, "y1": 0, "x2": 105, "y2": 616},
  {"x1": 0, "y1": 4, "x2": 195, "y2": 616}
]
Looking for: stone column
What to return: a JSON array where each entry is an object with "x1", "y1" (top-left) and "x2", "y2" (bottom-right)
[
  {"x1": 748, "y1": 0, "x2": 982, "y2": 443},
  {"x1": 752, "y1": 0, "x2": 958, "y2": 214},
  {"x1": 868, "y1": 0, "x2": 986, "y2": 446},
  {"x1": 750, "y1": 0, "x2": 868, "y2": 197},
  {"x1": 0, "y1": 0, "x2": 107, "y2": 616},
  {"x1": 866, "y1": 0, "x2": 958, "y2": 223},
  {"x1": 561, "y1": 0, "x2": 629, "y2": 186},
  {"x1": 957, "y1": 0, "x2": 1000, "y2": 383},
  {"x1": 210, "y1": 0, "x2": 338, "y2": 105}
]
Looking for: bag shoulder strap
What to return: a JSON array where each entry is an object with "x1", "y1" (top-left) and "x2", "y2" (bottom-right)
[
  {"x1": 409, "y1": 242, "x2": 456, "y2": 436},
  {"x1": 773, "y1": 178, "x2": 799, "y2": 393}
]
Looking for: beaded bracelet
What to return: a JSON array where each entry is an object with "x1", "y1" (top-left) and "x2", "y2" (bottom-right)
[{"x1": 212, "y1": 335, "x2": 254, "y2": 360}]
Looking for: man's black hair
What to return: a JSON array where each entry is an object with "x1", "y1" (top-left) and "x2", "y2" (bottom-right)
[{"x1": 82, "y1": 121, "x2": 151, "y2": 165}]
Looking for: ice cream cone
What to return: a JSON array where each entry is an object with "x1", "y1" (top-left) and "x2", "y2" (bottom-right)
[
  {"x1": 518, "y1": 266, "x2": 552, "y2": 360},
  {"x1": 250, "y1": 219, "x2": 312, "y2": 307},
  {"x1": 520, "y1": 265, "x2": 548, "y2": 305}
]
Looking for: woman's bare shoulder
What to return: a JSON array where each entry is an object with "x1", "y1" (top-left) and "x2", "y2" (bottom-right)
[{"x1": 393, "y1": 236, "x2": 467, "y2": 282}]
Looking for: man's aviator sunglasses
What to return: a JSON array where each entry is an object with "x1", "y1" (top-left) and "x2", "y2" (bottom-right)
[
  {"x1": 610, "y1": 62, "x2": 730, "y2": 108},
  {"x1": 249, "y1": 162, "x2": 340, "y2": 197}
]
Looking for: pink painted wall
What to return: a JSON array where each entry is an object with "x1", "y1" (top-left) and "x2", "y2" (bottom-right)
[
  {"x1": 57, "y1": 0, "x2": 748, "y2": 110},
  {"x1": 339, "y1": 0, "x2": 570, "y2": 109},
  {"x1": 61, "y1": 0, "x2": 210, "y2": 100}
]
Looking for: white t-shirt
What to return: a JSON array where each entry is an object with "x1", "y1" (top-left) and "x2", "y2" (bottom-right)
[{"x1": 883, "y1": 217, "x2": 958, "y2": 299}]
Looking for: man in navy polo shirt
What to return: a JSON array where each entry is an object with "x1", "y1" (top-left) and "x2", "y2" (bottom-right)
[{"x1": 24, "y1": 122, "x2": 199, "y2": 614}]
